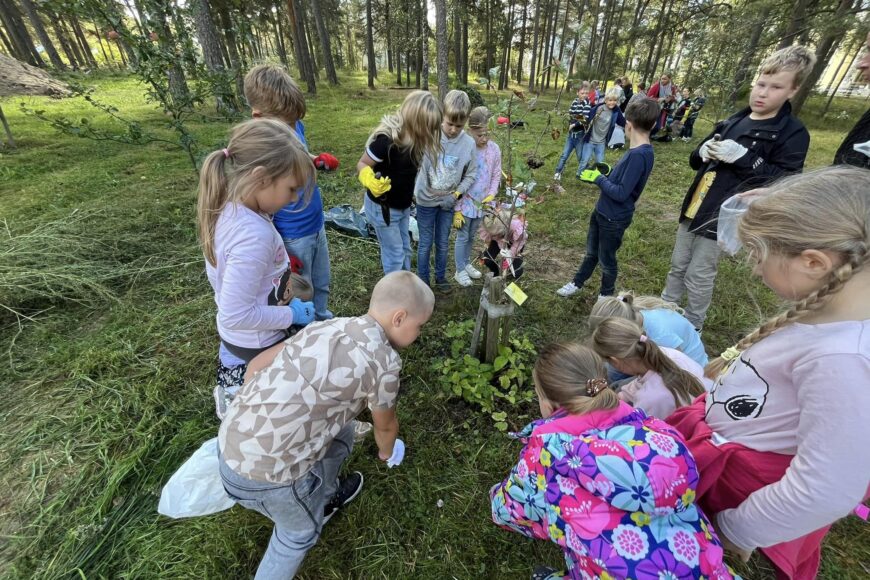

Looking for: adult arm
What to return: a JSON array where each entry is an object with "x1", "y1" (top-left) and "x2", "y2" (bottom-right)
[{"x1": 716, "y1": 353, "x2": 870, "y2": 550}]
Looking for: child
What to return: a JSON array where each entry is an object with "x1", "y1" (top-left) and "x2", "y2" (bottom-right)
[
  {"x1": 575, "y1": 87, "x2": 626, "y2": 176},
  {"x1": 490, "y1": 342, "x2": 738, "y2": 580},
  {"x1": 590, "y1": 293, "x2": 708, "y2": 366},
  {"x1": 358, "y1": 91, "x2": 443, "y2": 274},
  {"x1": 647, "y1": 73, "x2": 678, "y2": 132},
  {"x1": 553, "y1": 81, "x2": 592, "y2": 181},
  {"x1": 244, "y1": 65, "x2": 339, "y2": 321},
  {"x1": 414, "y1": 90, "x2": 477, "y2": 287},
  {"x1": 557, "y1": 97, "x2": 658, "y2": 298},
  {"x1": 662, "y1": 87, "x2": 692, "y2": 142},
  {"x1": 680, "y1": 88, "x2": 706, "y2": 141},
  {"x1": 453, "y1": 106, "x2": 501, "y2": 287},
  {"x1": 198, "y1": 119, "x2": 316, "y2": 369},
  {"x1": 667, "y1": 166, "x2": 870, "y2": 579},
  {"x1": 661, "y1": 45, "x2": 815, "y2": 330},
  {"x1": 591, "y1": 317, "x2": 707, "y2": 419},
  {"x1": 214, "y1": 273, "x2": 314, "y2": 419},
  {"x1": 219, "y1": 271, "x2": 435, "y2": 578},
  {"x1": 480, "y1": 207, "x2": 527, "y2": 279}
]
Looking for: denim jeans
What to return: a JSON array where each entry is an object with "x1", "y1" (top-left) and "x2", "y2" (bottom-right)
[
  {"x1": 364, "y1": 195, "x2": 411, "y2": 274},
  {"x1": 661, "y1": 221, "x2": 722, "y2": 330},
  {"x1": 416, "y1": 204, "x2": 453, "y2": 284},
  {"x1": 283, "y1": 225, "x2": 332, "y2": 320},
  {"x1": 555, "y1": 132, "x2": 584, "y2": 174},
  {"x1": 454, "y1": 216, "x2": 482, "y2": 271},
  {"x1": 219, "y1": 421, "x2": 355, "y2": 580},
  {"x1": 578, "y1": 141, "x2": 606, "y2": 174},
  {"x1": 572, "y1": 209, "x2": 632, "y2": 296}
]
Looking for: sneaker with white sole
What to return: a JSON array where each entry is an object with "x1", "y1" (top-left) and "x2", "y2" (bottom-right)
[
  {"x1": 553, "y1": 172, "x2": 562, "y2": 181},
  {"x1": 454, "y1": 270, "x2": 473, "y2": 287},
  {"x1": 323, "y1": 471, "x2": 364, "y2": 524},
  {"x1": 213, "y1": 385, "x2": 228, "y2": 420},
  {"x1": 464, "y1": 264, "x2": 482, "y2": 279},
  {"x1": 556, "y1": 281, "x2": 580, "y2": 297}
]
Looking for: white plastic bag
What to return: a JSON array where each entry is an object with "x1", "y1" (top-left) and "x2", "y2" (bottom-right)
[
  {"x1": 158, "y1": 437, "x2": 236, "y2": 519},
  {"x1": 717, "y1": 195, "x2": 751, "y2": 256},
  {"x1": 608, "y1": 125, "x2": 626, "y2": 149}
]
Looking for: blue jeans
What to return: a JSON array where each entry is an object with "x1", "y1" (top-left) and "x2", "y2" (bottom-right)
[
  {"x1": 454, "y1": 215, "x2": 482, "y2": 270},
  {"x1": 364, "y1": 195, "x2": 411, "y2": 274},
  {"x1": 578, "y1": 141, "x2": 606, "y2": 174},
  {"x1": 283, "y1": 225, "x2": 332, "y2": 320},
  {"x1": 555, "y1": 132, "x2": 584, "y2": 174},
  {"x1": 572, "y1": 209, "x2": 632, "y2": 296},
  {"x1": 219, "y1": 421, "x2": 355, "y2": 580},
  {"x1": 416, "y1": 205, "x2": 452, "y2": 283}
]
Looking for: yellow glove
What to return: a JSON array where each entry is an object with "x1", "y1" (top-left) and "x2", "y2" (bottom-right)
[
  {"x1": 358, "y1": 166, "x2": 391, "y2": 197},
  {"x1": 453, "y1": 211, "x2": 465, "y2": 229},
  {"x1": 482, "y1": 194, "x2": 495, "y2": 204},
  {"x1": 453, "y1": 190, "x2": 463, "y2": 199}
]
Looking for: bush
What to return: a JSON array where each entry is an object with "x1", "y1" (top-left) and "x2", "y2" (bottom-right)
[
  {"x1": 456, "y1": 84, "x2": 485, "y2": 108},
  {"x1": 431, "y1": 319, "x2": 536, "y2": 430}
]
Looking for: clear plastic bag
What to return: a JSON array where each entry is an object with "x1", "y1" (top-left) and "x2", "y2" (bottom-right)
[
  {"x1": 717, "y1": 195, "x2": 751, "y2": 256},
  {"x1": 158, "y1": 437, "x2": 235, "y2": 519}
]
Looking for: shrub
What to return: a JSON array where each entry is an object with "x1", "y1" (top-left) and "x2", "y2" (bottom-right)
[{"x1": 455, "y1": 84, "x2": 485, "y2": 108}]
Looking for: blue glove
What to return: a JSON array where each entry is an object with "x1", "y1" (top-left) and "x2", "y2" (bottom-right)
[{"x1": 288, "y1": 297, "x2": 315, "y2": 326}]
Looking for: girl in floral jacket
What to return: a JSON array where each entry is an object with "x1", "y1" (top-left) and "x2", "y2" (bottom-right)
[{"x1": 490, "y1": 343, "x2": 738, "y2": 580}]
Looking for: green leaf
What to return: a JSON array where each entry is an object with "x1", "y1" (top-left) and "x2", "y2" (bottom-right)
[
  {"x1": 491, "y1": 411, "x2": 507, "y2": 421},
  {"x1": 494, "y1": 422, "x2": 508, "y2": 432},
  {"x1": 493, "y1": 356, "x2": 508, "y2": 371}
]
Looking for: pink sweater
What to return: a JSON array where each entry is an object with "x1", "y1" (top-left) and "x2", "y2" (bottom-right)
[
  {"x1": 618, "y1": 346, "x2": 711, "y2": 418},
  {"x1": 706, "y1": 320, "x2": 870, "y2": 550}
]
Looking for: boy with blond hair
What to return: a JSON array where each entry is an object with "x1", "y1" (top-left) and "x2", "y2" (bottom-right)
[
  {"x1": 661, "y1": 45, "x2": 815, "y2": 330},
  {"x1": 414, "y1": 89, "x2": 478, "y2": 287},
  {"x1": 219, "y1": 271, "x2": 435, "y2": 579}
]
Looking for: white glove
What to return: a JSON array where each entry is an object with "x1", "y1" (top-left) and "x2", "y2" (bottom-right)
[
  {"x1": 499, "y1": 248, "x2": 513, "y2": 259},
  {"x1": 698, "y1": 139, "x2": 715, "y2": 162},
  {"x1": 707, "y1": 139, "x2": 748, "y2": 164},
  {"x1": 386, "y1": 438, "x2": 405, "y2": 468}
]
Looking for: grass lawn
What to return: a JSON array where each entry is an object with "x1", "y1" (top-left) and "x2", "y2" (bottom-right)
[{"x1": 1, "y1": 72, "x2": 867, "y2": 579}]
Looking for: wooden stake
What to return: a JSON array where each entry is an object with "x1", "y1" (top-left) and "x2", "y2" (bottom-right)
[{"x1": 0, "y1": 105, "x2": 15, "y2": 148}]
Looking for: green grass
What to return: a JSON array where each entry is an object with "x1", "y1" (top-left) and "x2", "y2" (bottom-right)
[{"x1": 1, "y1": 72, "x2": 867, "y2": 579}]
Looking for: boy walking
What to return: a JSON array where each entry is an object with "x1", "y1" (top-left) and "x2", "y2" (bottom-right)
[
  {"x1": 219, "y1": 271, "x2": 434, "y2": 579},
  {"x1": 414, "y1": 90, "x2": 477, "y2": 287},
  {"x1": 554, "y1": 81, "x2": 593, "y2": 181},
  {"x1": 556, "y1": 97, "x2": 659, "y2": 298},
  {"x1": 661, "y1": 45, "x2": 815, "y2": 329}
]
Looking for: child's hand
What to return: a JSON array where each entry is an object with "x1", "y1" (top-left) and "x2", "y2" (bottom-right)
[
  {"x1": 698, "y1": 139, "x2": 715, "y2": 162},
  {"x1": 579, "y1": 168, "x2": 602, "y2": 183},
  {"x1": 453, "y1": 211, "x2": 465, "y2": 229},
  {"x1": 314, "y1": 152, "x2": 339, "y2": 171},
  {"x1": 452, "y1": 190, "x2": 463, "y2": 199},
  {"x1": 481, "y1": 194, "x2": 496, "y2": 204},
  {"x1": 288, "y1": 297, "x2": 315, "y2": 326},
  {"x1": 707, "y1": 139, "x2": 748, "y2": 164},
  {"x1": 712, "y1": 513, "x2": 753, "y2": 562},
  {"x1": 359, "y1": 166, "x2": 391, "y2": 197}
]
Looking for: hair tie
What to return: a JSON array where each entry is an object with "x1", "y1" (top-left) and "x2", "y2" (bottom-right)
[
  {"x1": 639, "y1": 334, "x2": 648, "y2": 343},
  {"x1": 721, "y1": 346, "x2": 742, "y2": 362},
  {"x1": 222, "y1": 148, "x2": 231, "y2": 159},
  {"x1": 586, "y1": 377, "x2": 609, "y2": 397}
]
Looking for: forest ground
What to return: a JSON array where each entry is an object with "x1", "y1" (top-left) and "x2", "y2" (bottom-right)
[{"x1": 0, "y1": 72, "x2": 867, "y2": 578}]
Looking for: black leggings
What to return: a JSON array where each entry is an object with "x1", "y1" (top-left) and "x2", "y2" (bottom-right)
[{"x1": 222, "y1": 335, "x2": 286, "y2": 364}]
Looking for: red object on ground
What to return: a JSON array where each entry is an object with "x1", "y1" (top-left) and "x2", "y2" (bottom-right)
[{"x1": 313, "y1": 153, "x2": 339, "y2": 171}]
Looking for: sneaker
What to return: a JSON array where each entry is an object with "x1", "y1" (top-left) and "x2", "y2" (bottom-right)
[
  {"x1": 454, "y1": 269, "x2": 473, "y2": 287},
  {"x1": 464, "y1": 263, "x2": 482, "y2": 279},
  {"x1": 213, "y1": 385, "x2": 228, "y2": 420},
  {"x1": 323, "y1": 471, "x2": 364, "y2": 524},
  {"x1": 553, "y1": 172, "x2": 562, "y2": 181},
  {"x1": 316, "y1": 309, "x2": 335, "y2": 321},
  {"x1": 532, "y1": 565, "x2": 559, "y2": 580},
  {"x1": 353, "y1": 421, "x2": 373, "y2": 442},
  {"x1": 434, "y1": 278, "x2": 451, "y2": 291},
  {"x1": 556, "y1": 281, "x2": 580, "y2": 297}
]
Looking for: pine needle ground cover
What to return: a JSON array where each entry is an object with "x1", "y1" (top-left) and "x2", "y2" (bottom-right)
[{"x1": 0, "y1": 74, "x2": 867, "y2": 579}]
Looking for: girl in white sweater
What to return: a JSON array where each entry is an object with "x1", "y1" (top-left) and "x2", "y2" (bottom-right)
[{"x1": 668, "y1": 166, "x2": 870, "y2": 579}]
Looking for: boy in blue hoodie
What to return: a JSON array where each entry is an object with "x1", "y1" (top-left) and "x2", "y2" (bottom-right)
[{"x1": 557, "y1": 97, "x2": 659, "y2": 298}]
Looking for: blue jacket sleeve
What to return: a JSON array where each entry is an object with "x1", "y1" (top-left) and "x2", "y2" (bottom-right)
[{"x1": 596, "y1": 152, "x2": 646, "y2": 203}]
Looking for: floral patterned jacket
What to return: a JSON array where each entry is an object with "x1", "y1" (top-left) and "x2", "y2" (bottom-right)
[{"x1": 490, "y1": 402, "x2": 739, "y2": 580}]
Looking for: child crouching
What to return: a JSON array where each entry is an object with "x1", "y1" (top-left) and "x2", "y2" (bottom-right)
[
  {"x1": 219, "y1": 271, "x2": 434, "y2": 579},
  {"x1": 480, "y1": 207, "x2": 527, "y2": 279},
  {"x1": 490, "y1": 342, "x2": 738, "y2": 580}
]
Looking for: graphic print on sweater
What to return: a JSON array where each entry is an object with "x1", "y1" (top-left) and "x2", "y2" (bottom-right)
[{"x1": 705, "y1": 355, "x2": 770, "y2": 421}]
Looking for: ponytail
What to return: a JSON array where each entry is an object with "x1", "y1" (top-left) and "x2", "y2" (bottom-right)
[
  {"x1": 592, "y1": 317, "x2": 704, "y2": 406},
  {"x1": 197, "y1": 151, "x2": 230, "y2": 266}
]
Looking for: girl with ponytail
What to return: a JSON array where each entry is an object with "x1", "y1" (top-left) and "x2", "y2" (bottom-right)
[
  {"x1": 490, "y1": 343, "x2": 736, "y2": 580},
  {"x1": 667, "y1": 166, "x2": 870, "y2": 579},
  {"x1": 591, "y1": 317, "x2": 707, "y2": 418}
]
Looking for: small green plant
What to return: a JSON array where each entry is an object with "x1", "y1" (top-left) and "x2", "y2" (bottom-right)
[{"x1": 432, "y1": 320, "x2": 537, "y2": 430}]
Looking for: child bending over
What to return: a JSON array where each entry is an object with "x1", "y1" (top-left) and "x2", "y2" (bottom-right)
[
  {"x1": 490, "y1": 342, "x2": 738, "y2": 580},
  {"x1": 480, "y1": 207, "x2": 527, "y2": 279},
  {"x1": 219, "y1": 271, "x2": 435, "y2": 579}
]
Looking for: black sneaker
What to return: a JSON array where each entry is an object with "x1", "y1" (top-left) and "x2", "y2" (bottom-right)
[
  {"x1": 531, "y1": 565, "x2": 558, "y2": 580},
  {"x1": 323, "y1": 471, "x2": 364, "y2": 524}
]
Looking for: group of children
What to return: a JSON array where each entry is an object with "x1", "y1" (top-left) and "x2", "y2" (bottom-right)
[{"x1": 193, "y1": 45, "x2": 869, "y2": 579}]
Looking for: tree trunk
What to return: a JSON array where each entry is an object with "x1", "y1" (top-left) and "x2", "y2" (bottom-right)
[
  {"x1": 536, "y1": 0, "x2": 551, "y2": 88},
  {"x1": 778, "y1": 0, "x2": 812, "y2": 49},
  {"x1": 216, "y1": 1, "x2": 244, "y2": 99},
  {"x1": 554, "y1": 0, "x2": 571, "y2": 87},
  {"x1": 396, "y1": 48, "x2": 403, "y2": 85},
  {"x1": 272, "y1": 9, "x2": 289, "y2": 66},
  {"x1": 311, "y1": 0, "x2": 338, "y2": 84},
  {"x1": 48, "y1": 12, "x2": 80, "y2": 69},
  {"x1": 823, "y1": 40, "x2": 860, "y2": 116},
  {"x1": 366, "y1": 0, "x2": 376, "y2": 88},
  {"x1": 499, "y1": 0, "x2": 515, "y2": 90},
  {"x1": 70, "y1": 14, "x2": 98, "y2": 68},
  {"x1": 0, "y1": 0, "x2": 43, "y2": 66},
  {"x1": 516, "y1": 0, "x2": 527, "y2": 82},
  {"x1": 569, "y1": 0, "x2": 587, "y2": 78},
  {"x1": 151, "y1": 0, "x2": 191, "y2": 106},
  {"x1": 385, "y1": 2, "x2": 393, "y2": 72},
  {"x1": 302, "y1": 6, "x2": 318, "y2": 76},
  {"x1": 18, "y1": 0, "x2": 65, "y2": 69},
  {"x1": 544, "y1": 0, "x2": 561, "y2": 88},
  {"x1": 596, "y1": 0, "x2": 617, "y2": 78},
  {"x1": 527, "y1": 0, "x2": 540, "y2": 90},
  {"x1": 461, "y1": 14, "x2": 469, "y2": 83},
  {"x1": 287, "y1": 0, "x2": 316, "y2": 93},
  {"x1": 453, "y1": 1, "x2": 461, "y2": 79},
  {"x1": 0, "y1": 25, "x2": 15, "y2": 57},
  {"x1": 728, "y1": 7, "x2": 770, "y2": 107},
  {"x1": 193, "y1": 0, "x2": 236, "y2": 112},
  {"x1": 416, "y1": 1, "x2": 422, "y2": 87},
  {"x1": 434, "y1": 0, "x2": 448, "y2": 100},
  {"x1": 791, "y1": 0, "x2": 854, "y2": 116}
]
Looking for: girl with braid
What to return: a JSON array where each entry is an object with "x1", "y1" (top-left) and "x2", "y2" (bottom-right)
[{"x1": 667, "y1": 166, "x2": 870, "y2": 580}]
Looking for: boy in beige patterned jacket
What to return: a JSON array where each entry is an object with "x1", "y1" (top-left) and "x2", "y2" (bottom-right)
[{"x1": 218, "y1": 271, "x2": 434, "y2": 579}]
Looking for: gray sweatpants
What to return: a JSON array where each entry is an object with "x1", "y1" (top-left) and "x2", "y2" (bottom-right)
[{"x1": 661, "y1": 221, "x2": 722, "y2": 330}]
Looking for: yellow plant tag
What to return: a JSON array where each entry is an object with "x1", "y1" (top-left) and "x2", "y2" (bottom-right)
[{"x1": 504, "y1": 282, "x2": 528, "y2": 305}]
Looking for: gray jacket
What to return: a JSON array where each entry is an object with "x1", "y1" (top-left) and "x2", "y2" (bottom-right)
[{"x1": 414, "y1": 131, "x2": 478, "y2": 209}]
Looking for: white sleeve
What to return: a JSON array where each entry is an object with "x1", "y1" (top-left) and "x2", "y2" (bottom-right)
[
  {"x1": 217, "y1": 237, "x2": 294, "y2": 332},
  {"x1": 717, "y1": 353, "x2": 870, "y2": 550}
]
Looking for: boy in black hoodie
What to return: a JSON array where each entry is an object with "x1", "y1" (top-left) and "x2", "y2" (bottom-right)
[{"x1": 661, "y1": 45, "x2": 816, "y2": 330}]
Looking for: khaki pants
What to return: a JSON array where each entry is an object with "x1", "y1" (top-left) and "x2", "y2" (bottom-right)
[{"x1": 662, "y1": 221, "x2": 722, "y2": 330}]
